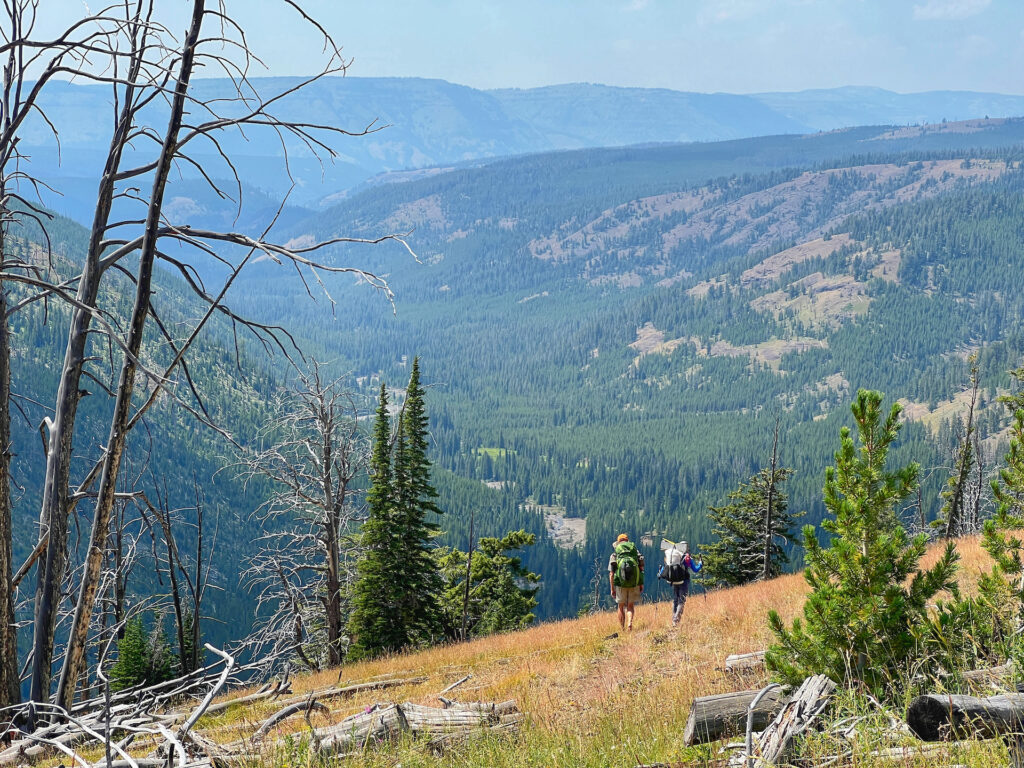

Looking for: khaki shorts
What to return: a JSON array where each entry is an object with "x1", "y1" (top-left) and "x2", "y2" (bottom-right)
[{"x1": 614, "y1": 585, "x2": 642, "y2": 605}]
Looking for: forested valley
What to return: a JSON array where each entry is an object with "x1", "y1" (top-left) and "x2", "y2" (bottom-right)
[{"x1": 6, "y1": 0, "x2": 1024, "y2": 723}]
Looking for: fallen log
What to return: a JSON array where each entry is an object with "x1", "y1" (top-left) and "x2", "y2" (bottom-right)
[
  {"x1": 735, "y1": 674, "x2": 836, "y2": 767},
  {"x1": 908, "y1": 692, "x2": 1024, "y2": 768},
  {"x1": 683, "y1": 688, "x2": 787, "y2": 746},
  {"x1": 252, "y1": 700, "x2": 329, "y2": 741},
  {"x1": 907, "y1": 693, "x2": 1024, "y2": 742},
  {"x1": 438, "y1": 675, "x2": 472, "y2": 695},
  {"x1": 304, "y1": 699, "x2": 520, "y2": 757},
  {"x1": 268, "y1": 676, "x2": 427, "y2": 711},
  {"x1": 724, "y1": 651, "x2": 766, "y2": 674}
]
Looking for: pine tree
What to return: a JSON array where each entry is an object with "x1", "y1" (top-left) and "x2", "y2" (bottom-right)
[
  {"x1": 437, "y1": 529, "x2": 540, "y2": 639},
  {"x1": 981, "y1": 365, "x2": 1024, "y2": 633},
  {"x1": 701, "y1": 466, "x2": 798, "y2": 587},
  {"x1": 702, "y1": 419, "x2": 799, "y2": 587},
  {"x1": 347, "y1": 384, "x2": 405, "y2": 660},
  {"x1": 347, "y1": 363, "x2": 445, "y2": 659},
  {"x1": 109, "y1": 614, "x2": 175, "y2": 691},
  {"x1": 767, "y1": 390, "x2": 959, "y2": 694},
  {"x1": 991, "y1": 365, "x2": 1024, "y2": 521},
  {"x1": 109, "y1": 616, "x2": 149, "y2": 692},
  {"x1": 392, "y1": 358, "x2": 444, "y2": 645}
]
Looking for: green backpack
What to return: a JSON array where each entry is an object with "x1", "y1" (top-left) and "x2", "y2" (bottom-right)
[{"x1": 614, "y1": 541, "x2": 641, "y2": 588}]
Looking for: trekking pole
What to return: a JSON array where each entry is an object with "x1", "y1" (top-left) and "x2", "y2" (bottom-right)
[{"x1": 745, "y1": 682, "x2": 782, "y2": 768}]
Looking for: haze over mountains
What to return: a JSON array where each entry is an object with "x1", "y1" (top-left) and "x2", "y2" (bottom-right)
[{"x1": 25, "y1": 77, "x2": 1024, "y2": 223}]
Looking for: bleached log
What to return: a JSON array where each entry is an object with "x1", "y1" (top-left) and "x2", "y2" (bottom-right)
[
  {"x1": 267, "y1": 676, "x2": 427, "y2": 711},
  {"x1": 734, "y1": 674, "x2": 836, "y2": 766},
  {"x1": 439, "y1": 675, "x2": 472, "y2": 695},
  {"x1": 178, "y1": 645, "x2": 235, "y2": 739},
  {"x1": 683, "y1": 688, "x2": 787, "y2": 746},
  {"x1": 300, "y1": 699, "x2": 519, "y2": 757},
  {"x1": 725, "y1": 651, "x2": 766, "y2": 674},
  {"x1": 315, "y1": 704, "x2": 407, "y2": 756}
]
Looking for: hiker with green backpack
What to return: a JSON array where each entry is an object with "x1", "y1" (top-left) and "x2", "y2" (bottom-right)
[{"x1": 608, "y1": 533, "x2": 645, "y2": 631}]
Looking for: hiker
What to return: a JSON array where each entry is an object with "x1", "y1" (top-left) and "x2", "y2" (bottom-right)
[
  {"x1": 658, "y1": 539, "x2": 702, "y2": 626},
  {"x1": 609, "y1": 533, "x2": 644, "y2": 631}
]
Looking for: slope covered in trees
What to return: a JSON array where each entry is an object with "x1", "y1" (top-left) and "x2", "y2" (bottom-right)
[
  {"x1": 214, "y1": 123, "x2": 1024, "y2": 620},
  {"x1": 13, "y1": 119, "x2": 1024, "y2": 632}
]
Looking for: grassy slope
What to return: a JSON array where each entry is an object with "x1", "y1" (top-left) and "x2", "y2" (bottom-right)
[{"x1": 190, "y1": 536, "x2": 1004, "y2": 767}]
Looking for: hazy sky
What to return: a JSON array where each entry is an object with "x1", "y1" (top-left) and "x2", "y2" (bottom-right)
[{"x1": 47, "y1": 0, "x2": 1024, "y2": 94}]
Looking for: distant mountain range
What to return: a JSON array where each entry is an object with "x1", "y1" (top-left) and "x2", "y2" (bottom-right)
[{"x1": 23, "y1": 78, "x2": 1024, "y2": 223}]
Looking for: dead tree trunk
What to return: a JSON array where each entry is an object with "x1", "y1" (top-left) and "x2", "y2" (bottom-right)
[
  {"x1": 0, "y1": 225, "x2": 14, "y2": 710},
  {"x1": 735, "y1": 674, "x2": 835, "y2": 767},
  {"x1": 761, "y1": 417, "x2": 780, "y2": 581},
  {"x1": 30, "y1": 11, "x2": 152, "y2": 705},
  {"x1": 57, "y1": 0, "x2": 207, "y2": 710}
]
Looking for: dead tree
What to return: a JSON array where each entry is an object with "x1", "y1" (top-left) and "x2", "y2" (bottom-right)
[
  {"x1": 761, "y1": 416, "x2": 781, "y2": 580},
  {"x1": 0, "y1": 0, "x2": 113, "y2": 711},
  {"x1": 241, "y1": 364, "x2": 369, "y2": 672},
  {"x1": 938, "y1": 360, "x2": 981, "y2": 538},
  {"x1": 147, "y1": 475, "x2": 218, "y2": 676},
  {"x1": 8, "y1": 0, "x2": 411, "y2": 710}
]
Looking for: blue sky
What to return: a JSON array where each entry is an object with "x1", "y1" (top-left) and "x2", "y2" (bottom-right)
[{"x1": 46, "y1": 0, "x2": 1024, "y2": 94}]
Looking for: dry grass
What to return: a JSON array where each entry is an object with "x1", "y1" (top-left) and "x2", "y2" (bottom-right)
[{"x1": 156, "y1": 536, "x2": 1005, "y2": 767}]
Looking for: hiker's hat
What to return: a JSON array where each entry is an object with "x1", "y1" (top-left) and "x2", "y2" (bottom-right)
[{"x1": 616, "y1": 533, "x2": 629, "y2": 542}]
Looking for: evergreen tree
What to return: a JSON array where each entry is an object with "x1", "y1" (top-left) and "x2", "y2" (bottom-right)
[
  {"x1": 767, "y1": 390, "x2": 959, "y2": 695},
  {"x1": 991, "y1": 365, "x2": 1024, "y2": 521},
  {"x1": 392, "y1": 358, "x2": 445, "y2": 645},
  {"x1": 348, "y1": 363, "x2": 445, "y2": 659},
  {"x1": 437, "y1": 529, "x2": 540, "y2": 639},
  {"x1": 701, "y1": 466, "x2": 798, "y2": 587},
  {"x1": 347, "y1": 384, "x2": 405, "y2": 660},
  {"x1": 109, "y1": 617, "x2": 149, "y2": 692},
  {"x1": 980, "y1": 365, "x2": 1024, "y2": 634},
  {"x1": 180, "y1": 610, "x2": 204, "y2": 674},
  {"x1": 109, "y1": 614, "x2": 175, "y2": 691}
]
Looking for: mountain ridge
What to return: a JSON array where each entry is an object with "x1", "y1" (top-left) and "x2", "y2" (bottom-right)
[{"x1": 22, "y1": 77, "x2": 1024, "y2": 224}]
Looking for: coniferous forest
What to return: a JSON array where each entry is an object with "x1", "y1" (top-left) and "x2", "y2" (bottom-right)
[{"x1": 6, "y1": 5, "x2": 1024, "y2": 746}]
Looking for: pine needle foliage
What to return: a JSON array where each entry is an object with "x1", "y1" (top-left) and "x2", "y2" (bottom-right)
[
  {"x1": 933, "y1": 359, "x2": 981, "y2": 538},
  {"x1": 347, "y1": 361, "x2": 445, "y2": 660},
  {"x1": 347, "y1": 384, "x2": 406, "y2": 660},
  {"x1": 392, "y1": 358, "x2": 445, "y2": 645},
  {"x1": 701, "y1": 466, "x2": 799, "y2": 587},
  {"x1": 978, "y1": 365, "x2": 1024, "y2": 636},
  {"x1": 767, "y1": 390, "x2": 959, "y2": 695},
  {"x1": 109, "y1": 614, "x2": 175, "y2": 691},
  {"x1": 437, "y1": 529, "x2": 540, "y2": 639}
]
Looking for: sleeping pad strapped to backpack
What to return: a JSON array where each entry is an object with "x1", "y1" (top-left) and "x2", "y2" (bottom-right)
[{"x1": 662, "y1": 546, "x2": 687, "y2": 583}]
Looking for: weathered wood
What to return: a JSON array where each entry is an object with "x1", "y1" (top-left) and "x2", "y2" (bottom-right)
[
  {"x1": 683, "y1": 688, "x2": 787, "y2": 747},
  {"x1": 252, "y1": 700, "x2": 329, "y2": 741},
  {"x1": 908, "y1": 692, "x2": 1024, "y2": 741},
  {"x1": 439, "y1": 674, "x2": 472, "y2": 695},
  {"x1": 305, "y1": 699, "x2": 519, "y2": 757},
  {"x1": 267, "y1": 676, "x2": 426, "y2": 711},
  {"x1": 736, "y1": 674, "x2": 836, "y2": 766},
  {"x1": 724, "y1": 651, "x2": 766, "y2": 674},
  {"x1": 962, "y1": 662, "x2": 1014, "y2": 683}
]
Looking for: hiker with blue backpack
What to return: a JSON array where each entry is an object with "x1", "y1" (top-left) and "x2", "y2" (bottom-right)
[
  {"x1": 658, "y1": 539, "x2": 702, "y2": 627},
  {"x1": 609, "y1": 533, "x2": 645, "y2": 631}
]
